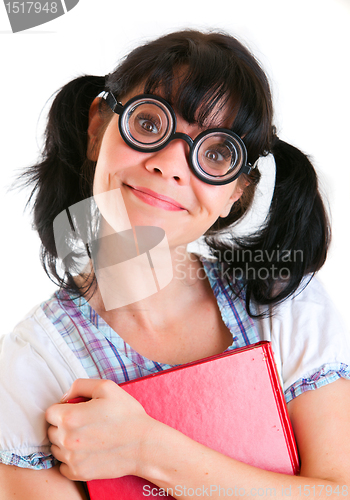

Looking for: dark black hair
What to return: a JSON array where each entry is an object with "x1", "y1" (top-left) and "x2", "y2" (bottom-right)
[
  {"x1": 22, "y1": 29, "x2": 330, "y2": 313},
  {"x1": 205, "y1": 138, "x2": 330, "y2": 315}
]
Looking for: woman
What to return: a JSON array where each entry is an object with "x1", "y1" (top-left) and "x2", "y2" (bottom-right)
[{"x1": 0, "y1": 30, "x2": 349, "y2": 499}]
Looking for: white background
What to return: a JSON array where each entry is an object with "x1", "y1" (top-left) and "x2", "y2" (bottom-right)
[{"x1": 0, "y1": 0, "x2": 349, "y2": 334}]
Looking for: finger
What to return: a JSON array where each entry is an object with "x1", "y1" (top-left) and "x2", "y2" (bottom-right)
[
  {"x1": 47, "y1": 422, "x2": 59, "y2": 444},
  {"x1": 61, "y1": 378, "x2": 117, "y2": 403},
  {"x1": 59, "y1": 461, "x2": 81, "y2": 482},
  {"x1": 50, "y1": 443, "x2": 65, "y2": 463},
  {"x1": 45, "y1": 398, "x2": 88, "y2": 428},
  {"x1": 60, "y1": 378, "x2": 97, "y2": 403},
  {"x1": 45, "y1": 403, "x2": 65, "y2": 426}
]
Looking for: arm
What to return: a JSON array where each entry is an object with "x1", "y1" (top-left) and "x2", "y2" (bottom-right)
[
  {"x1": 46, "y1": 377, "x2": 350, "y2": 498},
  {"x1": 0, "y1": 463, "x2": 88, "y2": 500}
]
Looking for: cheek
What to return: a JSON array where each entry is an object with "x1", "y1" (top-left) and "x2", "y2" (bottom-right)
[
  {"x1": 195, "y1": 181, "x2": 240, "y2": 216},
  {"x1": 98, "y1": 123, "x2": 124, "y2": 170},
  {"x1": 93, "y1": 127, "x2": 137, "y2": 191},
  {"x1": 92, "y1": 148, "x2": 113, "y2": 195}
]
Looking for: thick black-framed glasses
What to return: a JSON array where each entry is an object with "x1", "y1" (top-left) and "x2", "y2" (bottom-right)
[{"x1": 102, "y1": 92, "x2": 252, "y2": 185}]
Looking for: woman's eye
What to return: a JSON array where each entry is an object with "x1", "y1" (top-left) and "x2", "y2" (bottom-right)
[
  {"x1": 205, "y1": 150, "x2": 223, "y2": 162},
  {"x1": 136, "y1": 114, "x2": 161, "y2": 134},
  {"x1": 204, "y1": 146, "x2": 231, "y2": 163},
  {"x1": 140, "y1": 119, "x2": 158, "y2": 133}
]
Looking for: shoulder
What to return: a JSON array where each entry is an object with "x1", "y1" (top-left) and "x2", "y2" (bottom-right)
[
  {"x1": 0, "y1": 300, "x2": 87, "y2": 467},
  {"x1": 7, "y1": 299, "x2": 87, "y2": 383},
  {"x1": 254, "y1": 276, "x2": 350, "y2": 400}
]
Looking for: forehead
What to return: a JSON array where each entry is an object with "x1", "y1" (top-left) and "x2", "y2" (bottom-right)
[{"x1": 144, "y1": 66, "x2": 239, "y2": 128}]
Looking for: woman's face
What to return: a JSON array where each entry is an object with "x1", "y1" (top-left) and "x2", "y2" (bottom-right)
[{"x1": 89, "y1": 91, "x2": 244, "y2": 249}]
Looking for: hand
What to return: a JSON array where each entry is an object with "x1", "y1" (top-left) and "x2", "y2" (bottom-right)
[{"x1": 46, "y1": 378, "x2": 155, "y2": 482}]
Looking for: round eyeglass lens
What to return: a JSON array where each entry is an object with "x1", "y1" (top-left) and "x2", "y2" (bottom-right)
[
  {"x1": 196, "y1": 132, "x2": 244, "y2": 179},
  {"x1": 122, "y1": 98, "x2": 173, "y2": 149}
]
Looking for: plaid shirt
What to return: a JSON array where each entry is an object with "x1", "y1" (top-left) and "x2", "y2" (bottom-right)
[
  {"x1": 41, "y1": 259, "x2": 260, "y2": 385},
  {"x1": 3, "y1": 258, "x2": 349, "y2": 470}
]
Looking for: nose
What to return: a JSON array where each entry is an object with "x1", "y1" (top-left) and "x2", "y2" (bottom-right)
[{"x1": 143, "y1": 138, "x2": 192, "y2": 185}]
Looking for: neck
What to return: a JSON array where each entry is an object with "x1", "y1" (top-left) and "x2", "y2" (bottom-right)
[{"x1": 90, "y1": 244, "x2": 202, "y2": 309}]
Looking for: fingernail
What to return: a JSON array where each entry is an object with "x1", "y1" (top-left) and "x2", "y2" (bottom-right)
[{"x1": 60, "y1": 392, "x2": 69, "y2": 403}]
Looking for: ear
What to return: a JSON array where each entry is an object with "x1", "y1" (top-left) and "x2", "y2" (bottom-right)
[
  {"x1": 219, "y1": 182, "x2": 245, "y2": 218},
  {"x1": 87, "y1": 97, "x2": 106, "y2": 161}
]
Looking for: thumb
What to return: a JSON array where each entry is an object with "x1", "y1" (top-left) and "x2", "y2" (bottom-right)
[{"x1": 60, "y1": 378, "x2": 107, "y2": 403}]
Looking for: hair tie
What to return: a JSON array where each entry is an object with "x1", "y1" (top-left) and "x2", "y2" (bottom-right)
[{"x1": 251, "y1": 157, "x2": 260, "y2": 170}]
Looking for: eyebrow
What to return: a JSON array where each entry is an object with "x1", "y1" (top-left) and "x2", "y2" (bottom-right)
[{"x1": 192, "y1": 113, "x2": 232, "y2": 131}]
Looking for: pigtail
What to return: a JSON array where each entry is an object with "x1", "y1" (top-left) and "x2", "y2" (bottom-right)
[
  {"x1": 206, "y1": 138, "x2": 331, "y2": 315},
  {"x1": 22, "y1": 75, "x2": 106, "y2": 287},
  {"x1": 268, "y1": 138, "x2": 330, "y2": 276}
]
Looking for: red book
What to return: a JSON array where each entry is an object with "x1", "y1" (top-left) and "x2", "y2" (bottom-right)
[{"x1": 77, "y1": 341, "x2": 299, "y2": 499}]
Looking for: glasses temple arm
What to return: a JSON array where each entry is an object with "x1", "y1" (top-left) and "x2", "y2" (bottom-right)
[
  {"x1": 243, "y1": 157, "x2": 260, "y2": 175},
  {"x1": 101, "y1": 91, "x2": 124, "y2": 115}
]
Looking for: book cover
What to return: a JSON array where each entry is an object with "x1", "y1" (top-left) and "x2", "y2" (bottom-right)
[{"x1": 83, "y1": 341, "x2": 299, "y2": 499}]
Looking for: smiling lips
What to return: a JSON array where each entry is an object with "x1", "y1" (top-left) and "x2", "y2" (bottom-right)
[{"x1": 127, "y1": 185, "x2": 186, "y2": 211}]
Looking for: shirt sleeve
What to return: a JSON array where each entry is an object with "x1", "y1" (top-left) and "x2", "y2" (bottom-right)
[
  {"x1": 254, "y1": 277, "x2": 350, "y2": 402},
  {"x1": 0, "y1": 305, "x2": 88, "y2": 469}
]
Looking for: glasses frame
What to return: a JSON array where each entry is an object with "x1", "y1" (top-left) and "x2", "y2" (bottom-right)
[{"x1": 102, "y1": 91, "x2": 252, "y2": 185}]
